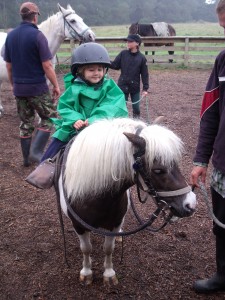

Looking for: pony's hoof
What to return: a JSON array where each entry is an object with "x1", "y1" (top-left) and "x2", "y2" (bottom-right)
[
  {"x1": 103, "y1": 275, "x2": 118, "y2": 286},
  {"x1": 80, "y1": 274, "x2": 93, "y2": 285}
]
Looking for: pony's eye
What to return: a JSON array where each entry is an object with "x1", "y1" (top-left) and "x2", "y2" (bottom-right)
[
  {"x1": 70, "y1": 19, "x2": 76, "y2": 24},
  {"x1": 152, "y1": 169, "x2": 166, "y2": 174}
]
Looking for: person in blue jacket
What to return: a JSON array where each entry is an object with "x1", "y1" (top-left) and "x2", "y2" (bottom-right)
[{"x1": 4, "y1": 2, "x2": 60, "y2": 167}]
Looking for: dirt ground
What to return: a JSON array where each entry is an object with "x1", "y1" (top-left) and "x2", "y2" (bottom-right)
[{"x1": 1, "y1": 68, "x2": 225, "y2": 300}]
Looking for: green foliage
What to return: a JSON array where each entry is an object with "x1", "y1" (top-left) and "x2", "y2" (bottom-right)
[{"x1": 0, "y1": 0, "x2": 219, "y2": 28}]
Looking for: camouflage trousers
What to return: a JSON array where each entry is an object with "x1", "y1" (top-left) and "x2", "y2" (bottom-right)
[{"x1": 16, "y1": 92, "x2": 57, "y2": 137}]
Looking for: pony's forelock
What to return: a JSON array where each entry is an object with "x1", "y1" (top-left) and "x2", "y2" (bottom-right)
[{"x1": 141, "y1": 124, "x2": 183, "y2": 169}]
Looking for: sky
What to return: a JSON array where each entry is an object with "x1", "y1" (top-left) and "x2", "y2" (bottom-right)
[{"x1": 205, "y1": 0, "x2": 216, "y2": 4}]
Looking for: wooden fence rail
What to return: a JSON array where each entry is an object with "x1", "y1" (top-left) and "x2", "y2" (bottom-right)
[{"x1": 57, "y1": 36, "x2": 225, "y2": 69}]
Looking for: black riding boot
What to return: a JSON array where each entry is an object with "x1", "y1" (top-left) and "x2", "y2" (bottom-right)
[
  {"x1": 29, "y1": 129, "x2": 51, "y2": 163},
  {"x1": 193, "y1": 235, "x2": 225, "y2": 293},
  {"x1": 20, "y1": 137, "x2": 32, "y2": 167}
]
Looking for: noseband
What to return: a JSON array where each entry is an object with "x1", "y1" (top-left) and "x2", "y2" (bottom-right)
[{"x1": 63, "y1": 12, "x2": 91, "y2": 41}]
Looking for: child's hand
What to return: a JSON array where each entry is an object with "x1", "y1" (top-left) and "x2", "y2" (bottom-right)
[
  {"x1": 142, "y1": 91, "x2": 148, "y2": 97},
  {"x1": 73, "y1": 120, "x2": 88, "y2": 130}
]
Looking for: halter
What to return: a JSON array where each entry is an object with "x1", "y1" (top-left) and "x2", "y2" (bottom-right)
[{"x1": 63, "y1": 12, "x2": 91, "y2": 41}]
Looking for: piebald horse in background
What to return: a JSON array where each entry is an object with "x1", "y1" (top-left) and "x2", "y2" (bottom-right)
[
  {"x1": 129, "y1": 22, "x2": 176, "y2": 63},
  {"x1": 0, "y1": 3, "x2": 95, "y2": 117}
]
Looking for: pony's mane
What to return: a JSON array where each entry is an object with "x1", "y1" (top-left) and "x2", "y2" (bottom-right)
[{"x1": 64, "y1": 118, "x2": 183, "y2": 200}]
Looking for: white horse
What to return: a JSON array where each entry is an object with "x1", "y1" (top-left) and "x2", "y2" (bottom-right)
[{"x1": 0, "y1": 3, "x2": 95, "y2": 117}]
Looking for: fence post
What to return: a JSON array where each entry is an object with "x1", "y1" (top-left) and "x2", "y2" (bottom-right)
[{"x1": 184, "y1": 37, "x2": 189, "y2": 67}]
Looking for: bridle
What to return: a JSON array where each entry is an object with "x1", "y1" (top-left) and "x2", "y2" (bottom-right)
[
  {"x1": 133, "y1": 148, "x2": 191, "y2": 205},
  {"x1": 133, "y1": 125, "x2": 191, "y2": 201},
  {"x1": 62, "y1": 12, "x2": 91, "y2": 42}
]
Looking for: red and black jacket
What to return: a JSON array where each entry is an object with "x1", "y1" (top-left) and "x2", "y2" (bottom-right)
[{"x1": 194, "y1": 49, "x2": 225, "y2": 174}]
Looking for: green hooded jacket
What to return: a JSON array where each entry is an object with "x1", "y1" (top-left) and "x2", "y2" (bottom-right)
[{"x1": 51, "y1": 75, "x2": 128, "y2": 142}]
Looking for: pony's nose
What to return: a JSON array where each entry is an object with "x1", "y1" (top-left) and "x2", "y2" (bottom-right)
[{"x1": 185, "y1": 203, "x2": 196, "y2": 215}]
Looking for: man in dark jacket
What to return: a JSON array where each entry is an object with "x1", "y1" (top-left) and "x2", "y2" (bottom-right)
[
  {"x1": 4, "y1": 2, "x2": 60, "y2": 167},
  {"x1": 190, "y1": 0, "x2": 225, "y2": 293},
  {"x1": 110, "y1": 34, "x2": 149, "y2": 118}
]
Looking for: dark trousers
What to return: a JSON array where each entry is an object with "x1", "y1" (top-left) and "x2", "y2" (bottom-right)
[
  {"x1": 211, "y1": 187, "x2": 225, "y2": 237},
  {"x1": 41, "y1": 138, "x2": 67, "y2": 162},
  {"x1": 124, "y1": 92, "x2": 140, "y2": 115}
]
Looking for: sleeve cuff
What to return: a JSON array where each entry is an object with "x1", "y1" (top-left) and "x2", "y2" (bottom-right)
[{"x1": 193, "y1": 162, "x2": 208, "y2": 167}]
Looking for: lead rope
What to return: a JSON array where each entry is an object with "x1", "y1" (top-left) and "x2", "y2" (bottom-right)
[
  {"x1": 126, "y1": 95, "x2": 151, "y2": 124},
  {"x1": 197, "y1": 182, "x2": 225, "y2": 229}
]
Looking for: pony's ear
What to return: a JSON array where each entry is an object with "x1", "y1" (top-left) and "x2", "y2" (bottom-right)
[
  {"x1": 123, "y1": 132, "x2": 146, "y2": 151},
  {"x1": 152, "y1": 115, "x2": 166, "y2": 124},
  {"x1": 57, "y1": 3, "x2": 63, "y2": 13},
  {"x1": 67, "y1": 4, "x2": 73, "y2": 11}
]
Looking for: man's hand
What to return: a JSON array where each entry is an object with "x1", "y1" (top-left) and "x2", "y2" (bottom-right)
[
  {"x1": 190, "y1": 165, "x2": 208, "y2": 188},
  {"x1": 52, "y1": 86, "x2": 60, "y2": 102}
]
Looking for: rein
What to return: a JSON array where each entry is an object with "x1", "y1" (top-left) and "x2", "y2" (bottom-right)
[{"x1": 195, "y1": 182, "x2": 225, "y2": 229}]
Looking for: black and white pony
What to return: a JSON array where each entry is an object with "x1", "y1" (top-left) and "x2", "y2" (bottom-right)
[
  {"x1": 0, "y1": 3, "x2": 95, "y2": 117},
  {"x1": 129, "y1": 22, "x2": 176, "y2": 62},
  {"x1": 58, "y1": 118, "x2": 196, "y2": 285}
]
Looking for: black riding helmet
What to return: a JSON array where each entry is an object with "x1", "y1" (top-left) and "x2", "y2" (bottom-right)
[{"x1": 71, "y1": 42, "x2": 111, "y2": 76}]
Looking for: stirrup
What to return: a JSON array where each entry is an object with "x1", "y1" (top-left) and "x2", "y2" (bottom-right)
[{"x1": 25, "y1": 158, "x2": 55, "y2": 189}]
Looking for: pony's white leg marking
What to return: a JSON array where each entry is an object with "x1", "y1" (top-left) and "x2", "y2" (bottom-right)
[
  {"x1": 77, "y1": 231, "x2": 93, "y2": 284},
  {"x1": 59, "y1": 174, "x2": 93, "y2": 283},
  {"x1": 103, "y1": 225, "x2": 123, "y2": 285},
  {"x1": 183, "y1": 191, "x2": 197, "y2": 210},
  {"x1": 59, "y1": 174, "x2": 69, "y2": 217}
]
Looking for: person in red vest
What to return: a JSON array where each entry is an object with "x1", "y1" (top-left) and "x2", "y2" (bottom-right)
[{"x1": 190, "y1": 0, "x2": 225, "y2": 293}]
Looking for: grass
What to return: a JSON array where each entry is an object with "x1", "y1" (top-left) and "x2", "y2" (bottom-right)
[
  {"x1": 88, "y1": 22, "x2": 225, "y2": 69},
  {"x1": 91, "y1": 22, "x2": 225, "y2": 37}
]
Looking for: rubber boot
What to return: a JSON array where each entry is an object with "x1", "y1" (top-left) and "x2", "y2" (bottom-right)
[
  {"x1": 193, "y1": 236, "x2": 225, "y2": 293},
  {"x1": 20, "y1": 137, "x2": 32, "y2": 167},
  {"x1": 29, "y1": 129, "x2": 51, "y2": 164}
]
